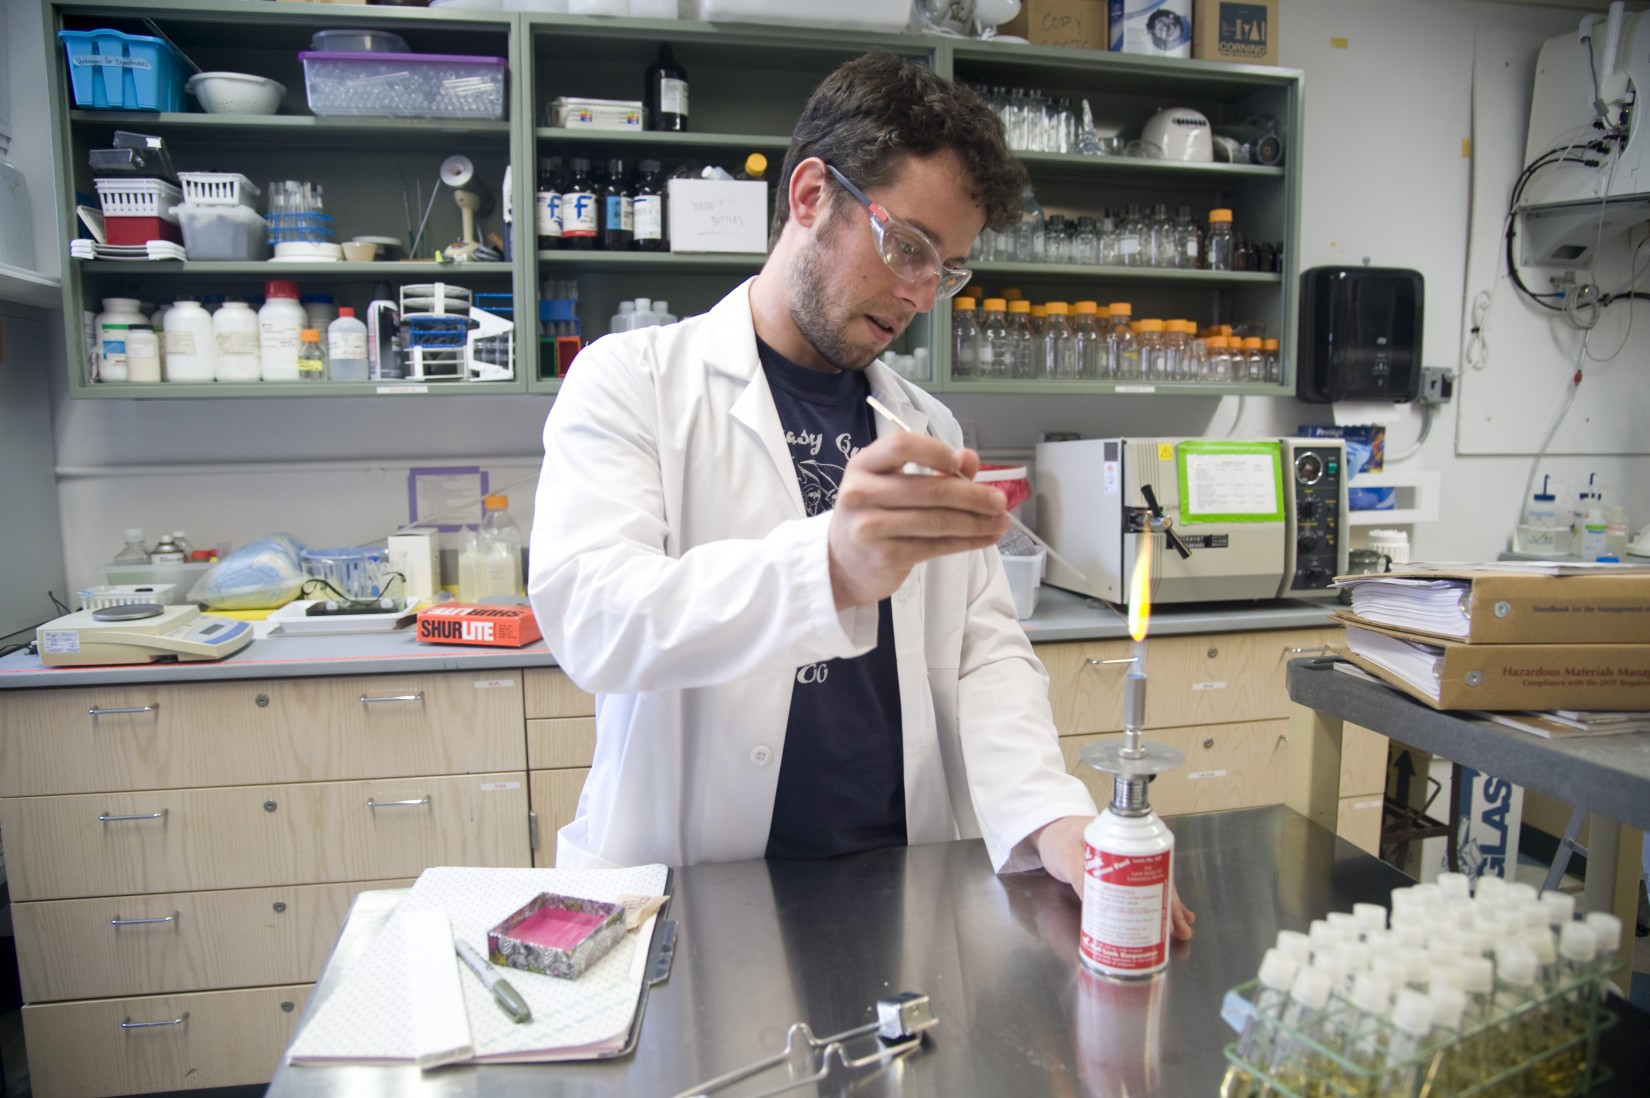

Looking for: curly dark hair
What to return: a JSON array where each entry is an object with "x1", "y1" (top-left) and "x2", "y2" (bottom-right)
[{"x1": 770, "y1": 51, "x2": 1027, "y2": 247}]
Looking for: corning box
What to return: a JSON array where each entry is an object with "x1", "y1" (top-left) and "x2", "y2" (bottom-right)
[
  {"x1": 1109, "y1": 0, "x2": 1193, "y2": 57},
  {"x1": 666, "y1": 179, "x2": 768, "y2": 254},
  {"x1": 550, "y1": 97, "x2": 643, "y2": 131},
  {"x1": 1192, "y1": 0, "x2": 1278, "y2": 67}
]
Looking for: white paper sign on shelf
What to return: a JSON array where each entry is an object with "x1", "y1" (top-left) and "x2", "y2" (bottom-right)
[{"x1": 667, "y1": 179, "x2": 768, "y2": 254}]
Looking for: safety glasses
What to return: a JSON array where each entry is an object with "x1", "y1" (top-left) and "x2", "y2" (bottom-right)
[{"x1": 824, "y1": 164, "x2": 973, "y2": 300}]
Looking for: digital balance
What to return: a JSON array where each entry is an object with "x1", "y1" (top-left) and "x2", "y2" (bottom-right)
[{"x1": 36, "y1": 603, "x2": 253, "y2": 667}]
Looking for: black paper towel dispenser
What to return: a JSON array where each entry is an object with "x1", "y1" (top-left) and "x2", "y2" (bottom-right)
[{"x1": 1296, "y1": 266, "x2": 1423, "y2": 403}]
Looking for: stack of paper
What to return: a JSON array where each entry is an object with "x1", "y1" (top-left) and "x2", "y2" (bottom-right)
[
  {"x1": 1473, "y1": 710, "x2": 1650, "y2": 739},
  {"x1": 287, "y1": 863, "x2": 668, "y2": 1067}
]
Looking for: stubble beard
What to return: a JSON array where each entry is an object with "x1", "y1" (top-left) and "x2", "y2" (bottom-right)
[{"x1": 789, "y1": 208, "x2": 883, "y2": 374}]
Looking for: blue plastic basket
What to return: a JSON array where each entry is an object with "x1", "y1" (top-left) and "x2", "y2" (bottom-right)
[{"x1": 59, "y1": 29, "x2": 192, "y2": 112}]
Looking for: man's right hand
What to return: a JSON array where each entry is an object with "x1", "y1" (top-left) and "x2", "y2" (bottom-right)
[{"x1": 827, "y1": 431, "x2": 1009, "y2": 611}]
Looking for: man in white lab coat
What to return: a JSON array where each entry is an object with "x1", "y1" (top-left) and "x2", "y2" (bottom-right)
[{"x1": 530, "y1": 52, "x2": 1193, "y2": 938}]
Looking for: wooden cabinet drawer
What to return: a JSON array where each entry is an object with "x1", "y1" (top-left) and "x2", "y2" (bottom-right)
[
  {"x1": 0, "y1": 771, "x2": 530, "y2": 901},
  {"x1": 524, "y1": 667, "x2": 595, "y2": 719},
  {"x1": 1037, "y1": 637, "x2": 1135, "y2": 735},
  {"x1": 530, "y1": 768, "x2": 589, "y2": 868},
  {"x1": 24, "y1": 983, "x2": 309, "y2": 1098},
  {"x1": 527, "y1": 716, "x2": 596, "y2": 769},
  {"x1": 0, "y1": 671, "x2": 527, "y2": 797},
  {"x1": 1340, "y1": 722, "x2": 1388, "y2": 798},
  {"x1": 14, "y1": 878, "x2": 410, "y2": 1003},
  {"x1": 1061, "y1": 719, "x2": 1290, "y2": 818},
  {"x1": 1338, "y1": 794, "x2": 1384, "y2": 855},
  {"x1": 1137, "y1": 628, "x2": 1341, "y2": 729}
]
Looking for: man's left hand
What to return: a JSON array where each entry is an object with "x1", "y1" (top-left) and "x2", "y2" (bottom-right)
[{"x1": 1033, "y1": 815, "x2": 1196, "y2": 941}]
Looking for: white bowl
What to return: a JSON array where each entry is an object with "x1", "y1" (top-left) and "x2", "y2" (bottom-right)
[{"x1": 187, "y1": 72, "x2": 285, "y2": 116}]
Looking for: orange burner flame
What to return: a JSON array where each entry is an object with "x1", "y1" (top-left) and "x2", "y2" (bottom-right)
[{"x1": 1128, "y1": 530, "x2": 1153, "y2": 642}]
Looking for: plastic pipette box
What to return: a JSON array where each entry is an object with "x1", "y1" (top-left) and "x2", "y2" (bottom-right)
[{"x1": 299, "y1": 52, "x2": 506, "y2": 120}]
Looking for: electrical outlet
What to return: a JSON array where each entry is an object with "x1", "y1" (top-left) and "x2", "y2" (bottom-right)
[{"x1": 1419, "y1": 366, "x2": 1454, "y2": 405}]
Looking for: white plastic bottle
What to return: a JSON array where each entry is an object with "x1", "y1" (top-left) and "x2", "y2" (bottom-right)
[
  {"x1": 258, "y1": 279, "x2": 306, "y2": 381},
  {"x1": 213, "y1": 299, "x2": 262, "y2": 382},
  {"x1": 1604, "y1": 502, "x2": 1630, "y2": 560},
  {"x1": 125, "y1": 322, "x2": 162, "y2": 382},
  {"x1": 632, "y1": 297, "x2": 657, "y2": 328},
  {"x1": 654, "y1": 299, "x2": 676, "y2": 325},
  {"x1": 327, "y1": 307, "x2": 369, "y2": 381},
  {"x1": 1579, "y1": 500, "x2": 1607, "y2": 561},
  {"x1": 1079, "y1": 794, "x2": 1174, "y2": 978},
  {"x1": 95, "y1": 297, "x2": 145, "y2": 382},
  {"x1": 162, "y1": 298, "x2": 216, "y2": 382},
  {"x1": 609, "y1": 300, "x2": 635, "y2": 333}
]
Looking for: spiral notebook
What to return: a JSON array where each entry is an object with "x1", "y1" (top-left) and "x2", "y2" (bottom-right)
[{"x1": 286, "y1": 863, "x2": 669, "y2": 1066}]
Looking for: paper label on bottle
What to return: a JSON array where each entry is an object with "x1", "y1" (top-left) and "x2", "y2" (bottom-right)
[
  {"x1": 535, "y1": 192, "x2": 563, "y2": 237},
  {"x1": 330, "y1": 331, "x2": 367, "y2": 359},
  {"x1": 1119, "y1": 236, "x2": 1141, "y2": 257},
  {"x1": 1080, "y1": 844, "x2": 1171, "y2": 972},
  {"x1": 260, "y1": 323, "x2": 299, "y2": 352},
  {"x1": 216, "y1": 330, "x2": 258, "y2": 355},
  {"x1": 163, "y1": 330, "x2": 196, "y2": 356},
  {"x1": 659, "y1": 77, "x2": 687, "y2": 117},
  {"x1": 605, "y1": 194, "x2": 633, "y2": 233},
  {"x1": 561, "y1": 190, "x2": 598, "y2": 237},
  {"x1": 634, "y1": 194, "x2": 663, "y2": 240}
]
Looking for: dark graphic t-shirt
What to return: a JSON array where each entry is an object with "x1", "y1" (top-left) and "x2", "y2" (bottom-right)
[{"x1": 757, "y1": 338, "x2": 905, "y2": 859}]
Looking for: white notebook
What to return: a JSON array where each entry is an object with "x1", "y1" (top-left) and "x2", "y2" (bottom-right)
[
  {"x1": 287, "y1": 863, "x2": 668, "y2": 1066},
  {"x1": 1343, "y1": 625, "x2": 1444, "y2": 701}
]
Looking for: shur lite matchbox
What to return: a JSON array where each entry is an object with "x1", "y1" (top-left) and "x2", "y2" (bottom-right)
[{"x1": 416, "y1": 603, "x2": 543, "y2": 648}]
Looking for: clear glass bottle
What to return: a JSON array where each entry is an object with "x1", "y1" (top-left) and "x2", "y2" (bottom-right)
[
  {"x1": 1147, "y1": 203, "x2": 1175, "y2": 268},
  {"x1": 951, "y1": 296, "x2": 980, "y2": 379},
  {"x1": 1073, "y1": 216, "x2": 1099, "y2": 266},
  {"x1": 1005, "y1": 300, "x2": 1035, "y2": 379},
  {"x1": 1045, "y1": 214, "x2": 1069, "y2": 264},
  {"x1": 1206, "y1": 335, "x2": 1233, "y2": 382},
  {"x1": 463, "y1": 494, "x2": 524, "y2": 600},
  {"x1": 1206, "y1": 208, "x2": 1236, "y2": 270},
  {"x1": 1106, "y1": 302, "x2": 1136, "y2": 379},
  {"x1": 1040, "y1": 302, "x2": 1076, "y2": 379},
  {"x1": 1015, "y1": 186, "x2": 1045, "y2": 263},
  {"x1": 978, "y1": 297, "x2": 1010, "y2": 379},
  {"x1": 1175, "y1": 204, "x2": 1201, "y2": 269},
  {"x1": 1242, "y1": 336, "x2": 1266, "y2": 381},
  {"x1": 113, "y1": 528, "x2": 150, "y2": 564},
  {"x1": 1136, "y1": 318, "x2": 1165, "y2": 380},
  {"x1": 1072, "y1": 301, "x2": 1103, "y2": 380},
  {"x1": 296, "y1": 328, "x2": 327, "y2": 382},
  {"x1": 1263, "y1": 337, "x2": 1281, "y2": 381},
  {"x1": 1116, "y1": 204, "x2": 1145, "y2": 267},
  {"x1": 1099, "y1": 210, "x2": 1120, "y2": 266}
]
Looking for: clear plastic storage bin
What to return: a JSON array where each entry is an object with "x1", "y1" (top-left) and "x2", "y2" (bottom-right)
[
  {"x1": 298, "y1": 52, "x2": 507, "y2": 119},
  {"x1": 172, "y1": 203, "x2": 270, "y2": 261}
]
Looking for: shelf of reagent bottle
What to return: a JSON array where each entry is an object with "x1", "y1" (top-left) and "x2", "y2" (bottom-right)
[
  {"x1": 970, "y1": 263, "x2": 1280, "y2": 286},
  {"x1": 1014, "y1": 150, "x2": 1284, "y2": 187},
  {"x1": 534, "y1": 129, "x2": 791, "y2": 157},
  {"x1": 1220, "y1": 961, "x2": 1623, "y2": 1098},
  {"x1": 941, "y1": 377, "x2": 1290, "y2": 397}
]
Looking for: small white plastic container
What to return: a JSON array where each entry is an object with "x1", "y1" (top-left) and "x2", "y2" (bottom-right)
[
  {"x1": 172, "y1": 203, "x2": 269, "y2": 261},
  {"x1": 1000, "y1": 547, "x2": 1046, "y2": 620}
]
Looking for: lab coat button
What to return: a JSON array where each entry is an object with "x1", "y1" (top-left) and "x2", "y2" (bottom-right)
[{"x1": 750, "y1": 745, "x2": 773, "y2": 765}]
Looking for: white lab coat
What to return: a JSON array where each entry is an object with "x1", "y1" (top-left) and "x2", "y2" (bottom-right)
[{"x1": 529, "y1": 279, "x2": 1097, "y2": 874}]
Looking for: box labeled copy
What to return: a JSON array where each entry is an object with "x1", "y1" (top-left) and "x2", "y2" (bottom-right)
[
  {"x1": 416, "y1": 603, "x2": 542, "y2": 648},
  {"x1": 667, "y1": 179, "x2": 768, "y2": 254},
  {"x1": 1109, "y1": 0, "x2": 1192, "y2": 57},
  {"x1": 998, "y1": 0, "x2": 1108, "y2": 51},
  {"x1": 1193, "y1": 0, "x2": 1277, "y2": 67}
]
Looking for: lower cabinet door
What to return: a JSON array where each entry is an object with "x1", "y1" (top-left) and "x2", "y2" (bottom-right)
[
  {"x1": 1061, "y1": 720, "x2": 1290, "y2": 817},
  {"x1": 14, "y1": 879, "x2": 411, "y2": 1003},
  {"x1": 23, "y1": 983, "x2": 310, "y2": 1098},
  {"x1": 530, "y1": 767, "x2": 589, "y2": 868}
]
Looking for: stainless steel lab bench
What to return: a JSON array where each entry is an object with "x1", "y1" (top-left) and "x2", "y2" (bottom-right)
[{"x1": 263, "y1": 805, "x2": 1649, "y2": 1097}]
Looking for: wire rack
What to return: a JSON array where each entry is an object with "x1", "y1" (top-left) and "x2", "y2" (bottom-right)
[{"x1": 1221, "y1": 956, "x2": 1622, "y2": 1098}]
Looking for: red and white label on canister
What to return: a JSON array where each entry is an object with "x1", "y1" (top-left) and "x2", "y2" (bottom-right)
[{"x1": 1079, "y1": 843, "x2": 1172, "y2": 975}]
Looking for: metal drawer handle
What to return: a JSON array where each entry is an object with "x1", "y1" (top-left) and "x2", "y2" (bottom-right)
[
  {"x1": 99, "y1": 810, "x2": 168, "y2": 823},
  {"x1": 1085, "y1": 657, "x2": 1137, "y2": 669},
  {"x1": 121, "y1": 1012, "x2": 188, "y2": 1030},
  {"x1": 89, "y1": 704, "x2": 160, "y2": 717},
  {"x1": 366, "y1": 796, "x2": 431, "y2": 809},
  {"x1": 360, "y1": 692, "x2": 424, "y2": 705},
  {"x1": 111, "y1": 912, "x2": 179, "y2": 927},
  {"x1": 1284, "y1": 645, "x2": 1334, "y2": 656}
]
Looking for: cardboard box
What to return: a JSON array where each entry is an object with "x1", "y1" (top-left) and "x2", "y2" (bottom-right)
[
  {"x1": 1109, "y1": 0, "x2": 1192, "y2": 57},
  {"x1": 666, "y1": 179, "x2": 768, "y2": 254},
  {"x1": 998, "y1": 0, "x2": 1108, "y2": 51},
  {"x1": 487, "y1": 892, "x2": 627, "y2": 980},
  {"x1": 416, "y1": 603, "x2": 543, "y2": 648},
  {"x1": 1193, "y1": 0, "x2": 1278, "y2": 67},
  {"x1": 1337, "y1": 569, "x2": 1650, "y2": 645},
  {"x1": 1340, "y1": 617, "x2": 1650, "y2": 711}
]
